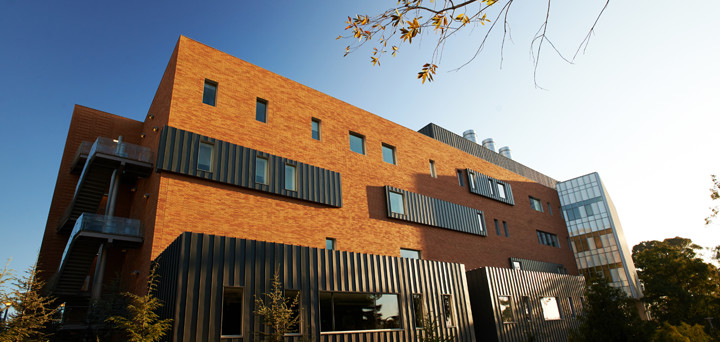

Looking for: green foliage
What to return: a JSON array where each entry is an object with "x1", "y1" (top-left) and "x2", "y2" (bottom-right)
[
  {"x1": 0, "y1": 263, "x2": 58, "y2": 342},
  {"x1": 105, "y1": 263, "x2": 172, "y2": 342},
  {"x1": 632, "y1": 237, "x2": 720, "y2": 326},
  {"x1": 569, "y1": 277, "x2": 652, "y2": 342},
  {"x1": 253, "y1": 271, "x2": 302, "y2": 341},
  {"x1": 418, "y1": 314, "x2": 453, "y2": 342},
  {"x1": 652, "y1": 322, "x2": 711, "y2": 342}
]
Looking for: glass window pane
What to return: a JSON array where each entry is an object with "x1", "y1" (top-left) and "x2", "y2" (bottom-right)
[
  {"x1": 319, "y1": 292, "x2": 333, "y2": 331},
  {"x1": 488, "y1": 180, "x2": 494, "y2": 195},
  {"x1": 375, "y1": 294, "x2": 400, "y2": 329},
  {"x1": 494, "y1": 219, "x2": 501, "y2": 236},
  {"x1": 256, "y1": 99, "x2": 267, "y2": 122},
  {"x1": 468, "y1": 172, "x2": 476, "y2": 189},
  {"x1": 429, "y1": 160, "x2": 436, "y2": 178},
  {"x1": 326, "y1": 238, "x2": 335, "y2": 250},
  {"x1": 349, "y1": 133, "x2": 365, "y2": 154},
  {"x1": 457, "y1": 170, "x2": 464, "y2": 187},
  {"x1": 333, "y1": 293, "x2": 377, "y2": 331},
  {"x1": 311, "y1": 119, "x2": 321, "y2": 140},
  {"x1": 512, "y1": 261, "x2": 521, "y2": 270},
  {"x1": 221, "y1": 287, "x2": 243, "y2": 336},
  {"x1": 203, "y1": 81, "x2": 217, "y2": 106},
  {"x1": 503, "y1": 221, "x2": 509, "y2": 237},
  {"x1": 499, "y1": 296, "x2": 514, "y2": 322},
  {"x1": 285, "y1": 164, "x2": 296, "y2": 191},
  {"x1": 497, "y1": 183, "x2": 506, "y2": 199},
  {"x1": 382, "y1": 144, "x2": 396, "y2": 164},
  {"x1": 442, "y1": 295, "x2": 454, "y2": 327},
  {"x1": 540, "y1": 297, "x2": 561, "y2": 320},
  {"x1": 477, "y1": 213, "x2": 485, "y2": 233},
  {"x1": 523, "y1": 297, "x2": 532, "y2": 321},
  {"x1": 389, "y1": 191, "x2": 405, "y2": 215},
  {"x1": 400, "y1": 248, "x2": 420, "y2": 259},
  {"x1": 412, "y1": 294, "x2": 424, "y2": 327},
  {"x1": 255, "y1": 157, "x2": 268, "y2": 184},
  {"x1": 198, "y1": 142, "x2": 213, "y2": 172},
  {"x1": 284, "y1": 290, "x2": 301, "y2": 334}
]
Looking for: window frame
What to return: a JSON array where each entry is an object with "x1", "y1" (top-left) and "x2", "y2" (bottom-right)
[
  {"x1": 284, "y1": 163, "x2": 297, "y2": 191},
  {"x1": 498, "y1": 296, "x2": 515, "y2": 323},
  {"x1": 326, "y1": 238, "x2": 336, "y2": 250},
  {"x1": 441, "y1": 294, "x2": 456, "y2": 328},
  {"x1": 381, "y1": 143, "x2": 397, "y2": 165},
  {"x1": 220, "y1": 286, "x2": 244, "y2": 338},
  {"x1": 540, "y1": 297, "x2": 562, "y2": 321},
  {"x1": 202, "y1": 79, "x2": 218, "y2": 106},
  {"x1": 494, "y1": 219, "x2": 501, "y2": 236},
  {"x1": 388, "y1": 191, "x2": 406, "y2": 215},
  {"x1": 497, "y1": 183, "x2": 507, "y2": 199},
  {"x1": 400, "y1": 248, "x2": 421, "y2": 259},
  {"x1": 477, "y1": 212, "x2": 486, "y2": 234},
  {"x1": 457, "y1": 170, "x2": 464, "y2": 187},
  {"x1": 429, "y1": 160, "x2": 437, "y2": 178},
  {"x1": 319, "y1": 291, "x2": 403, "y2": 333},
  {"x1": 256, "y1": 98, "x2": 268, "y2": 123},
  {"x1": 311, "y1": 118, "x2": 321, "y2": 140},
  {"x1": 412, "y1": 294, "x2": 425, "y2": 328},
  {"x1": 503, "y1": 221, "x2": 509, "y2": 237},
  {"x1": 348, "y1": 132, "x2": 366, "y2": 155},
  {"x1": 255, "y1": 156, "x2": 269, "y2": 185},
  {"x1": 197, "y1": 141, "x2": 214, "y2": 172},
  {"x1": 468, "y1": 171, "x2": 476, "y2": 189},
  {"x1": 530, "y1": 197, "x2": 544, "y2": 212}
]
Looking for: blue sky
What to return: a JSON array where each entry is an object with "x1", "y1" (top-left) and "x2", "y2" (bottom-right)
[{"x1": 1, "y1": 0, "x2": 719, "y2": 273}]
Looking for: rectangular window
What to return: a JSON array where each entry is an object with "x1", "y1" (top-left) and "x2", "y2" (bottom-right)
[
  {"x1": 256, "y1": 98, "x2": 268, "y2": 123},
  {"x1": 400, "y1": 248, "x2": 421, "y2": 259},
  {"x1": 494, "y1": 219, "x2": 501, "y2": 236},
  {"x1": 568, "y1": 297, "x2": 576, "y2": 318},
  {"x1": 326, "y1": 238, "x2": 336, "y2": 250},
  {"x1": 284, "y1": 164, "x2": 296, "y2": 191},
  {"x1": 585, "y1": 204, "x2": 594, "y2": 216},
  {"x1": 497, "y1": 183, "x2": 506, "y2": 199},
  {"x1": 476, "y1": 213, "x2": 486, "y2": 233},
  {"x1": 503, "y1": 221, "x2": 509, "y2": 237},
  {"x1": 468, "y1": 171, "x2": 476, "y2": 189},
  {"x1": 284, "y1": 290, "x2": 301, "y2": 335},
  {"x1": 429, "y1": 160, "x2": 437, "y2": 178},
  {"x1": 530, "y1": 197, "x2": 543, "y2": 212},
  {"x1": 499, "y1": 296, "x2": 514, "y2": 323},
  {"x1": 319, "y1": 292, "x2": 401, "y2": 332},
  {"x1": 412, "y1": 294, "x2": 424, "y2": 328},
  {"x1": 457, "y1": 170, "x2": 464, "y2": 187},
  {"x1": 442, "y1": 295, "x2": 455, "y2": 327},
  {"x1": 382, "y1": 143, "x2": 396, "y2": 165},
  {"x1": 389, "y1": 191, "x2": 405, "y2": 215},
  {"x1": 548, "y1": 203, "x2": 553, "y2": 215},
  {"x1": 537, "y1": 230, "x2": 560, "y2": 247},
  {"x1": 488, "y1": 180, "x2": 494, "y2": 195},
  {"x1": 221, "y1": 287, "x2": 243, "y2": 337},
  {"x1": 522, "y1": 297, "x2": 532, "y2": 321},
  {"x1": 349, "y1": 132, "x2": 365, "y2": 155},
  {"x1": 255, "y1": 156, "x2": 268, "y2": 184},
  {"x1": 203, "y1": 80, "x2": 217, "y2": 106},
  {"x1": 198, "y1": 141, "x2": 214, "y2": 172},
  {"x1": 540, "y1": 297, "x2": 562, "y2": 320},
  {"x1": 311, "y1": 118, "x2": 321, "y2": 140}
]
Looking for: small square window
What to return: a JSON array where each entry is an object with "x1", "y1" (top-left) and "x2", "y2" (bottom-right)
[
  {"x1": 311, "y1": 118, "x2": 321, "y2": 140},
  {"x1": 221, "y1": 287, "x2": 243, "y2": 337},
  {"x1": 530, "y1": 197, "x2": 543, "y2": 212},
  {"x1": 382, "y1": 143, "x2": 396, "y2": 165},
  {"x1": 389, "y1": 191, "x2": 405, "y2": 215},
  {"x1": 400, "y1": 248, "x2": 421, "y2": 259},
  {"x1": 284, "y1": 164, "x2": 296, "y2": 191},
  {"x1": 457, "y1": 170, "x2": 464, "y2": 187},
  {"x1": 255, "y1": 156, "x2": 268, "y2": 184},
  {"x1": 203, "y1": 80, "x2": 217, "y2": 106},
  {"x1": 512, "y1": 261, "x2": 522, "y2": 270},
  {"x1": 429, "y1": 160, "x2": 437, "y2": 178},
  {"x1": 497, "y1": 183, "x2": 506, "y2": 199},
  {"x1": 349, "y1": 132, "x2": 365, "y2": 155},
  {"x1": 256, "y1": 98, "x2": 268, "y2": 123},
  {"x1": 326, "y1": 238, "x2": 336, "y2": 250},
  {"x1": 198, "y1": 141, "x2": 214, "y2": 172}
]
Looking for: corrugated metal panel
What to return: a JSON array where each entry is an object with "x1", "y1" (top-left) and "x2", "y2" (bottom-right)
[
  {"x1": 417, "y1": 124, "x2": 557, "y2": 189},
  {"x1": 466, "y1": 169, "x2": 516, "y2": 206},
  {"x1": 156, "y1": 233, "x2": 477, "y2": 342},
  {"x1": 384, "y1": 186, "x2": 487, "y2": 236},
  {"x1": 156, "y1": 126, "x2": 342, "y2": 207},
  {"x1": 466, "y1": 267, "x2": 585, "y2": 342},
  {"x1": 509, "y1": 258, "x2": 564, "y2": 274}
]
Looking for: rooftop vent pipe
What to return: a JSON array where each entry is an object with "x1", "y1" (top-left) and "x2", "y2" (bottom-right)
[
  {"x1": 482, "y1": 138, "x2": 495, "y2": 152},
  {"x1": 463, "y1": 129, "x2": 477, "y2": 143},
  {"x1": 499, "y1": 146, "x2": 512, "y2": 159}
]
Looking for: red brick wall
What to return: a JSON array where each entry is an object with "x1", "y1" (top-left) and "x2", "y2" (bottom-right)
[{"x1": 145, "y1": 36, "x2": 577, "y2": 274}]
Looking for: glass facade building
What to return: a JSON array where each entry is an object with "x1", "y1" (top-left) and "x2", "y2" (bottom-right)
[{"x1": 557, "y1": 173, "x2": 643, "y2": 299}]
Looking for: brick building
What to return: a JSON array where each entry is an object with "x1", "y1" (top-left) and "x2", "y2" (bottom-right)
[{"x1": 37, "y1": 36, "x2": 586, "y2": 341}]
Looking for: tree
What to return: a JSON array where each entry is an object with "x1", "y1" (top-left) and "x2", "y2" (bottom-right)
[
  {"x1": 339, "y1": 0, "x2": 609, "y2": 84},
  {"x1": 569, "y1": 277, "x2": 651, "y2": 342},
  {"x1": 105, "y1": 263, "x2": 172, "y2": 342},
  {"x1": 632, "y1": 237, "x2": 720, "y2": 327},
  {"x1": 253, "y1": 271, "x2": 302, "y2": 341},
  {"x1": 705, "y1": 174, "x2": 720, "y2": 225},
  {"x1": 653, "y1": 322, "x2": 712, "y2": 342},
  {"x1": 0, "y1": 264, "x2": 58, "y2": 342}
]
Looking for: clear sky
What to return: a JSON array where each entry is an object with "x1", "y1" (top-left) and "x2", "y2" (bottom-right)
[{"x1": 1, "y1": 0, "x2": 718, "y2": 273}]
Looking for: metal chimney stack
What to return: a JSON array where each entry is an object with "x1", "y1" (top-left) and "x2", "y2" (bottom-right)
[
  {"x1": 462, "y1": 129, "x2": 477, "y2": 143},
  {"x1": 499, "y1": 146, "x2": 512, "y2": 159},
  {"x1": 482, "y1": 138, "x2": 495, "y2": 152}
]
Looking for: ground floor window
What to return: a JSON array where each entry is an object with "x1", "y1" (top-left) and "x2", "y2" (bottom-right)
[
  {"x1": 319, "y1": 292, "x2": 401, "y2": 332},
  {"x1": 540, "y1": 297, "x2": 562, "y2": 320},
  {"x1": 221, "y1": 287, "x2": 243, "y2": 337}
]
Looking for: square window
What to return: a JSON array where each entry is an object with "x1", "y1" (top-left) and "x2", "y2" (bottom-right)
[
  {"x1": 256, "y1": 98, "x2": 268, "y2": 123},
  {"x1": 412, "y1": 294, "x2": 424, "y2": 328},
  {"x1": 497, "y1": 183, "x2": 506, "y2": 199},
  {"x1": 429, "y1": 160, "x2": 437, "y2": 178},
  {"x1": 499, "y1": 296, "x2": 514, "y2": 323},
  {"x1": 442, "y1": 295, "x2": 455, "y2": 327},
  {"x1": 389, "y1": 191, "x2": 405, "y2": 215},
  {"x1": 382, "y1": 143, "x2": 396, "y2": 165},
  {"x1": 326, "y1": 238, "x2": 336, "y2": 250},
  {"x1": 203, "y1": 80, "x2": 217, "y2": 106},
  {"x1": 349, "y1": 132, "x2": 365, "y2": 155},
  {"x1": 198, "y1": 141, "x2": 214, "y2": 172},
  {"x1": 311, "y1": 118, "x2": 321, "y2": 140},
  {"x1": 221, "y1": 287, "x2": 243, "y2": 337},
  {"x1": 400, "y1": 248, "x2": 421, "y2": 259},
  {"x1": 284, "y1": 164, "x2": 296, "y2": 191},
  {"x1": 255, "y1": 156, "x2": 268, "y2": 184},
  {"x1": 512, "y1": 261, "x2": 522, "y2": 270},
  {"x1": 540, "y1": 297, "x2": 561, "y2": 320},
  {"x1": 457, "y1": 170, "x2": 464, "y2": 187},
  {"x1": 530, "y1": 197, "x2": 544, "y2": 212}
]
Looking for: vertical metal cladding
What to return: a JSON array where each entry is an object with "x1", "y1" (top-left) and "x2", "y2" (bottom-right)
[
  {"x1": 466, "y1": 267, "x2": 585, "y2": 342},
  {"x1": 156, "y1": 126, "x2": 342, "y2": 207},
  {"x1": 384, "y1": 186, "x2": 487, "y2": 236},
  {"x1": 155, "y1": 232, "x2": 477, "y2": 342},
  {"x1": 417, "y1": 124, "x2": 557, "y2": 189},
  {"x1": 466, "y1": 169, "x2": 516, "y2": 206},
  {"x1": 509, "y1": 258, "x2": 565, "y2": 274}
]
